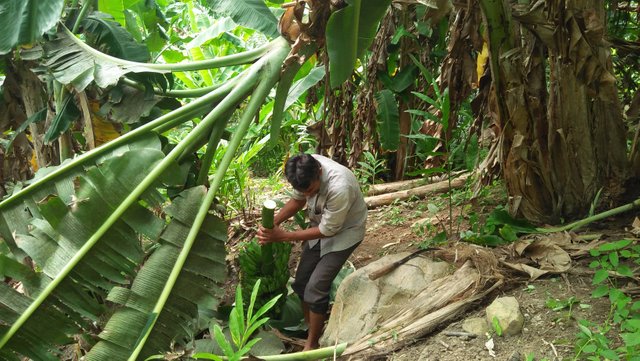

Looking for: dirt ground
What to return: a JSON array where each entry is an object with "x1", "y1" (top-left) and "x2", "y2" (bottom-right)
[
  {"x1": 236, "y1": 180, "x2": 639, "y2": 361},
  {"x1": 337, "y1": 197, "x2": 631, "y2": 361}
]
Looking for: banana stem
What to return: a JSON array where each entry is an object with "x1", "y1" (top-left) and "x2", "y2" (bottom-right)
[
  {"x1": 262, "y1": 200, "x2": 277, "y2": 229},
  {"x1": 71, "y1": 0, "x2": 92, "y2": 33},
  {"x1": 537, "y1": 198, "x2": 640, "y2": 233},
  {"x1": 127, "y1": 37, "x2": 291, "y2": 361}
]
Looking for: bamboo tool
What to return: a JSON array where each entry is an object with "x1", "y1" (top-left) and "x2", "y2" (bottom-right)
[
  {"x1": 368, "y1": 247, "x2": 439, "y2": 280},
  {"x1": 262, "y1": 199, "x2": 277, "y2": 229}
]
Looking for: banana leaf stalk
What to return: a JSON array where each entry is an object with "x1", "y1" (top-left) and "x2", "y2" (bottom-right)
[
  {"x1": 195, "y1": 342, "x2": 348, "y2": 361},
  {"x1": 62, "y1": 26, "x2": 278, "y2": 72},
  {"x1": 259, "y1": 342, "x2": 348, "y2": 360},
  {"x1": 538, "y1": 197, "x2": 640, "y2": 233},
  {"x1": 71, "y1": 0, "x2": 92, "y2": 33},
  {"x1": 0, "y1": 37, "x2": 291, "y2": 351},
  {"x1": 127, "y1": 37, "x2": 291, "y2": 360},
  {"x1": 195, "y1": 109, "x2": 233, "y2": 184},
  {"x1": 121, "y1": 77, "x2": 229, "y2": 98}
]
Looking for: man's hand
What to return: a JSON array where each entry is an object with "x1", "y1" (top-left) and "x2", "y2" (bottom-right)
[{"x1": 257, "y1": 225, "x2": 289, "y2": 245}]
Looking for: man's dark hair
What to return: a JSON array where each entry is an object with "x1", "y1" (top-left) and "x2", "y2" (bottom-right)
[{"x1": 285, "y1": 154, "x2": 321, "y2": 192}]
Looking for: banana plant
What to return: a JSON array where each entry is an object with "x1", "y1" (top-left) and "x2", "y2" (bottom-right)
[{"x1": 0, "y1": 0, "x2": 393, "y2": 359}]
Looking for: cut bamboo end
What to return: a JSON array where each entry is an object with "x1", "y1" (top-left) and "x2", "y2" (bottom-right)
[
  {"x1": 263, "y1": 199, "x2": 277, "y2": 209},
  {"x1": 262, "y1": 199, "x2": 277, "y2": 229}
]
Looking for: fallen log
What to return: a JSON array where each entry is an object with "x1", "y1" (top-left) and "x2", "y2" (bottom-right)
[
  {"x1": 366, "y1": 171, "x2": 468, "y2": 196},
  {"x1": 364, "y1": 173, "x2": 469, "y2": 208}
]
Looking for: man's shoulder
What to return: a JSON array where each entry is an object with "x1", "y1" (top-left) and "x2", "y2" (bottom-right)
[{"x1": 312, "y1": 154, "x2": 350, "y2": 172}]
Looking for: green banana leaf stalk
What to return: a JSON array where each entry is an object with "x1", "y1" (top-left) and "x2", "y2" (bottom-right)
[{"x1": 0, "y1": 31, "x2": 292, "y2": 361}]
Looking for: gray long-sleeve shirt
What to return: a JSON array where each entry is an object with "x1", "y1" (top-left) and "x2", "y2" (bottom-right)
[{"x1": 291, "y1": 155, "x2": 367, "y2": 256}]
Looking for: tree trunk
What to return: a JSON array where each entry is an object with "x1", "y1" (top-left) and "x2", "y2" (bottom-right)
[
  {"x1": 0, "y1": 61, "x2": 33, "y2": 197},
  {"x1": 480, "y1": 0, "x2": 629, "y2": 224},
  {"x1": 12, "y1": 59, "x2": 59, "y2": 170}
]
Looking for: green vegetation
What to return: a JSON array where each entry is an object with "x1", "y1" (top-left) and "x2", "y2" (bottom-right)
[
  {"x1": 573, "y1": 240, "x2": 640, "y2": 360},
  {"x1": 194, "y1": 280, "x2": 281, "y2": 361},
  {"x1": 0, "y1": 0, "x2": 639, "y2": 359},
  {"x1": 355, "y1": 151, "x2": 388, "y2": 192}
]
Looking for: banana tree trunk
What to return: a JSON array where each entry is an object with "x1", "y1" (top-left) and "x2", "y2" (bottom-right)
[
  {"x1": 0, "y1": 61, "x2": 34, "y2": 196},
  {"x1": 480, "y1": 0, "x2": 629, "y2": 224},
  {"x1": 0, "y1": 59, "x2": 61, "y2": 195},
  {"x1": 12, "y1": 59, "x2": 59, "y2": 169}
]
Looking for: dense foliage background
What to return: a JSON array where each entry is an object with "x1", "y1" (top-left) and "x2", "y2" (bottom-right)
[{"x1": 0, "y1": 0, "x2": 638, "y2": 359}]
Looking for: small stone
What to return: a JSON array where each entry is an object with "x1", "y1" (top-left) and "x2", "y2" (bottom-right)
[
  {"x1": 462, "y1": 317, "x2": 491, "y2": 336},
  {"x1": 508, "y1": 351, "x2": 522, "y2": 361},
  {"x1": 486, "y1": 297, "x2": 525, "y2": 336}
]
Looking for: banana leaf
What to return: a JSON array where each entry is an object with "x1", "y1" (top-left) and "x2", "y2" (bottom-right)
[
  {"x1": 83, "y1": 13, "x2": 152, "y2": 62},
  {"x1": 40, "y1": 29, "x2": 169, "y2": 91},
  {"x1": 81, "y1": 13, "x2": 173, "y2": 92},
  {"x1": 85, "y1": 186, "x2": 227, "y2": 361},
  {"x1": 325, "y1": 0, "x2": 392, "y2": 88},
  {"x1": 44, "y1": 92, "x2": 81, "y2": 144},
  {"x1": 374, "y1": 89, "x2": 400, "y2": 151},
  {"x1": 285, "y1": 66, "x2": 326, "y2": 110},
  {"x1": 0, "y1": 134, "x2": 162, "y2": 257},
  {"x1": 0, "y1": 0, "x2": 65, "y2": 55},
  {"x1": 0, "y1": 140, "x2": 167, "y2": 360},
  {"x1": 0, "y1": 134, "x2": 206, "y2": 360},
  {"x1": 207, "y1": 0, "x2": 279, "y2": 38}
]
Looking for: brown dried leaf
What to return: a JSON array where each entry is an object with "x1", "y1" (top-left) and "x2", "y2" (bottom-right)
[
  {"x1": 632, "y1": 217, "x2": 640, "y2": 236},
  {"x1": 502, "y1": 261, "x2": 548, "y2": 280}
]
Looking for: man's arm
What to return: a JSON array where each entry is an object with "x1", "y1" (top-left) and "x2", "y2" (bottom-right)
[
  {"x1": 257, "y1": 224, "x2": 325, "y2": 244},
  {"x1": 257, "y1": 197, "x2": 326, "y2": 243},
  {"x1": 274, "y1": 197, "x2": 306, "y2": 226}
]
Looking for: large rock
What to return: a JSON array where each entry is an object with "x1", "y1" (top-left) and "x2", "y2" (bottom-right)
[
  {"x1": 485, "y1": 296, "x2": 524, "y2": 336},
  {"x1": 320, "y1": 252, "x2": 450, "y2": 346}
]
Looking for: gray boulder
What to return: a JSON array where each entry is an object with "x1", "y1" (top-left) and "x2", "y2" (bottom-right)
[{"x1": 320, "y1": 252, "x2": 450, "y2": 346}]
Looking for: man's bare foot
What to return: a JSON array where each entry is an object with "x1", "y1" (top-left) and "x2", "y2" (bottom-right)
[
  {"x1": 302, "y1": 342, "x2": 319, "y2": 351},
  {"x1": 304, "y1": 310, "x2": 325, "y2": 351}
]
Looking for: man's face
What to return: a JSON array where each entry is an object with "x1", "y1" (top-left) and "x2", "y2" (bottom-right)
[{"x1": 300, "y1": 179, "x2": 321, "y2": 197}]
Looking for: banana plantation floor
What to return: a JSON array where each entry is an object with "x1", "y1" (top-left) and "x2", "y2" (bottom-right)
[
  {"x1": 335, "y1": 205, "x2": 615, "y2": 360},
  {"x1": 230, "y1": 181, "x2": 638, "y2": 361}
]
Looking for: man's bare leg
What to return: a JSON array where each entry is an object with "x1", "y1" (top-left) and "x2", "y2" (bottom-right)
[
  {"x1": 304, "y1": 310, "x2": 326, "y2": 351},
  {"x1": 302, "y1": 301, "x2": 310, "y2": 324}
]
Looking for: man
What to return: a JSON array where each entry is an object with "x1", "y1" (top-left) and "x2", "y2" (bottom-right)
[{"x1": 257, "y1": 153, "x2": 367, "y2": 350}]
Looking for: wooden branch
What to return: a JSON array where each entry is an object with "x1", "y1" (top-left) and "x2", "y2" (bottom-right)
[
  {"x1": 366, "y1": 171, "x2": 468, "y2": 196},
  {"x1": 364, "y1": 174, "x2": 469, "y2": 208},
  {"x1": 443, "y1": 331, "x2": 477, "y2": 338}
]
